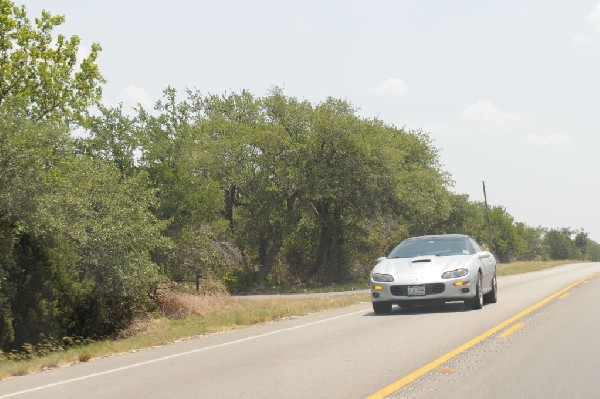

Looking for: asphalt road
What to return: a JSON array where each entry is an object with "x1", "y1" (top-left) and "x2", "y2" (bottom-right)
[{"x1": 1, "y1": 262, "x2": 599, "y2": 399}]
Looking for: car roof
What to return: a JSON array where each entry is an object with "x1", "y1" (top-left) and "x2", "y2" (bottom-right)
[{"x1": 403, "y1": 234, "x2": 470, "y2": 241}]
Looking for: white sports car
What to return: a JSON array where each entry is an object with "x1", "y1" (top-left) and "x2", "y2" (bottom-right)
[{"x1": 370, "y1": 234, "x2": 497, "y2": 314}]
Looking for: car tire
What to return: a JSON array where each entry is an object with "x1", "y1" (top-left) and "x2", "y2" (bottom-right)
[
  {"x1": 372, "y1": 301, "x2": 392, "y2": 315},
  {"x1": 466, "y1": 273, "x2": 483, "y2": 310},
  {"x1": 484, "y1": 273, "x2": 498, "y2": 304}
]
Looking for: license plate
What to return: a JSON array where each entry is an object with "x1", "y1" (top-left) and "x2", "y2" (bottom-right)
[{"x1": 407, "y1": 285, "x2": 426, "y2": 296}]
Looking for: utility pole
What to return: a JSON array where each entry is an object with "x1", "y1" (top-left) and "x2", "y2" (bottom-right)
[{"x1": 482, "y1": 181, "x2": 493, "y2": 251}]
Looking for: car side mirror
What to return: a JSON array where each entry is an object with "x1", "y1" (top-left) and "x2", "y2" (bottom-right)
[
  {"x1": 478, "y1": 252, "x2": 491, "y2": 259},
  {"x1": 377, "y1": 257, "x2": 387, "y2": 263}
]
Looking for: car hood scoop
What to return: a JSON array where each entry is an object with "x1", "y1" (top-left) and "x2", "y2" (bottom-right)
[{"x1": 410, "y1": 257, "x2": 433, "y2": 264}]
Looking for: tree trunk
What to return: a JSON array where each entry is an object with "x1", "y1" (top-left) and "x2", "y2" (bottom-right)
[
  {"x1": 256, "y1": 240, "x2": 280, "y2": 279},
  {"x1": 255, "y1": 191, "x2": 300, "y2": 280},
  {"x1": 223, "y1": 184, "x2": 236, "y2": 228},
  {"x1": 303, "y1": 201, "x2": 348, "y2": 282}
]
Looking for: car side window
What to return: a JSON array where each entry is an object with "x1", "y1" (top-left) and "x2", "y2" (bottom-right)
[{"x1": 469, "y1": 238, "x2": 482, "y2": 253}]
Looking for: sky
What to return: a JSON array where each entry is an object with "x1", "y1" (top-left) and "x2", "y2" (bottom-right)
[{"x1": 17, "y1": 0, "x2": 600, "y2": 241}]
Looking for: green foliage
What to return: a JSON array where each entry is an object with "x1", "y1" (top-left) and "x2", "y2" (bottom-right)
[
  {"x1": 574, "y1": 231, "x2": 588, "y2": 258},
  {"x1": 544, "y1": 228, "x2": 579, "y2": 260},
  {"x1": 77, "y1": 103, "x2": 140, "y2": 174},
  {"x1": 221, "y1": 269, "x2": 256, "y2": 294},
  {"x1": 0, "y1": 0, "x2": 104, "y2": 123},
  {"x1": 35, "y1": 156, "x2": 168, "y2": 300},
  {"x1": 0, "y1": 1, "x2": 113, "y2": 348},
  {"x1": 0, "y1": 110, "x2": 70, "y2": 349},
  {"x1": 165, "y1": 224, "x2": 230, "y2": 282},
  {"x1": 0, "y1": 109, "x2": 168, "y2": 350},
  {"x1": 488, "y1": 206, "x2": 518, "y2": 263},
  {"x1": 118, "y1": 87, "x2": 600, "y2": 286},
  {"x1": 513, "y1": 223, "x2": 546, "y2": 261},
  {"x1": 132, "y1": 89, "x2": 236, "y2": 285},
  {"x1": 587, "y1": 240, "x2": 600, "y2": 261}
]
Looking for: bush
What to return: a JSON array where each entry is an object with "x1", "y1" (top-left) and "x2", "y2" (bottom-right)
[
  {"x1": 66, "y1": 291, "x2": 136, "y2": 339},
  {"x1": 222, "y1": 270, "x2": 256, "y2": 294}
]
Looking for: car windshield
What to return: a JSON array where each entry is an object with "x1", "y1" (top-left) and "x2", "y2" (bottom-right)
[{"x1": 388, "y1": 237, "x2": 475, "y2": 258}]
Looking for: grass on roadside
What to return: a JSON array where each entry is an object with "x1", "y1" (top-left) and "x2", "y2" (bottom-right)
[
  {"x1": 0, "y1": 259, "x2": 583, "y2": 380},
  {"x1": 497, "y1": 260, "x2": 579, "y2": 276}
]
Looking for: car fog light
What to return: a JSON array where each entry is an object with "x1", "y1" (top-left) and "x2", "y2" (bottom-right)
[
  {"x1": 462, "y1": 288, "x2": 470, "y2": 293},
  {"x1": 373, "y1": 293, "x2": 380, "y2": 298}
]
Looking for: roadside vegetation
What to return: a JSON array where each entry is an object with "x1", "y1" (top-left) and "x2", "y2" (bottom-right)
[
  {"x1": 496, "y1": 260, "x2": 581, "y2": 276},
  {"x1": 2, "y1": 0, "x2": 600, "y2": 377}
]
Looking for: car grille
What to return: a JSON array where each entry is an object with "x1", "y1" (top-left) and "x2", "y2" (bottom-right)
[{"x1": 390, "y1": 283, "x2": 446, "y2": 296}]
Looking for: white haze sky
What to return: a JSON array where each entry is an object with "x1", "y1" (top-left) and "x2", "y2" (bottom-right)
[{"x1": 19, "y1": 0, "x2": 600, "y2": 241}]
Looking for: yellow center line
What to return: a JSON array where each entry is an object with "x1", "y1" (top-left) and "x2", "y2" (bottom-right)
[
  {"x1": 559, "y1": 293, "x2": 570, "y2": 299},
  {"x1": 366, "y1": 272, "x2": 600, "y2": 399},
  {"x1": 497, "y1": 322, "x2": 524, "y2": 338}
]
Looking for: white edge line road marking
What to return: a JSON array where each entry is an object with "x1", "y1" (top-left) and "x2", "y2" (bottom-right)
[{"x1": 0, "y1": 308, "x2": 369, "y2": 398}]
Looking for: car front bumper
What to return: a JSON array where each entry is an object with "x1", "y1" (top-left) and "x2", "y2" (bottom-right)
[{"x1": 371, "y1": 276, "x2": 477, "y2": 305}]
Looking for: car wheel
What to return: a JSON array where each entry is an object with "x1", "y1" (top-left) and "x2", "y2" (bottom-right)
[
  {"x1": 466, "y1": 273, "x2": 483, "y2": 310},
  {"x1": 484, "y1": 273, "x2": 498, "y2": 304},
  {"x1": 372, "y1": 301, "x2": 392, "y2": 315}
]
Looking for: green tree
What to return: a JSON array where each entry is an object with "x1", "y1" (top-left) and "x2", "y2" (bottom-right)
[
  {"x1": 199, "y1": 89, "x2": 265, "y2": 228},
  {"x1": 78, "y1": 104, "x2": 140, "y2": 175},
  {"x1": 574, "y1": 231, "x2": 588, "y2": 259},
  {"x1": 1, "y1": 1, "x2": 106, "y2": 348},
  {"x1": 231, "y1": 90, "x2": 306, "y2": 279},
  {"x1": 132, "y1": 88, "x2": 228, "y2": 283},
  {"x1": 587, "y1": 239, "x2": 600, "y2": 261},
  {"x1": 433, "y1": 193, "x2": 480, "y2": 237},
  {"x1": 544, "y1": 228, "x2": 577, "y2": 260},
  {"x1": 487, "y1": 206, "x2": 519, "y2": 263},
  {"x1": 0, "y1": 0, "x2": 104, "y2": 123},
  {"x1": 136, "y1": 88, "x2": 223, "y2": 230},
  {"x1": 513, "y1": 223, "x2": 545, "y2": 261},
  {"x1": 292, "y1": 98, "x2": 385, "y2": 281},
  {"x1": 1, "y1": 108, "x2": 168, "y2": 348},
  {"x1": 0, "y1": 111, "x2": 74, "y2": 349},
  {"x1": 278, "y1": 98, "x2": 450, "y2": 281},
  {"x1": 36, "y1": 157, "x2": 168, "y2": 299},
  {"x1": 0, "y1": 222, "x2": 15, "y2": 346}
]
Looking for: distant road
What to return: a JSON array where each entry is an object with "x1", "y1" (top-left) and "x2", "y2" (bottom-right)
[{"x1": 1, "y1": 262, "x2": 599, "y2": 399}]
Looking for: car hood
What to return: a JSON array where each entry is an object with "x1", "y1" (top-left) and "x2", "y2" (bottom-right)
[{"x1": 372, "y1": 255, "x2": 472, "y2": 280}]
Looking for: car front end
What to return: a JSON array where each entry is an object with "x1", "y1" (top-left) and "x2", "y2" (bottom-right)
[{"x1": 370, "y1": 255, "x2": 479, "y2": 310}]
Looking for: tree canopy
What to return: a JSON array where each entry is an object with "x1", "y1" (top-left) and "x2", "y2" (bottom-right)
[{"x1": 0, "y1": 0, "x2": 104, "y2": 123}]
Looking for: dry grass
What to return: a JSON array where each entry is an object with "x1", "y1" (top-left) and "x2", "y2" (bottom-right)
[{"x1": 155, "y1": 290, "x2": 235, "y2": 319}]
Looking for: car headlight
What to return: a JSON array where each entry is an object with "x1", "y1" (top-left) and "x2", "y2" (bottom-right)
[
  {"x1": 441, "y1": 268, "x2": 469, "y2": 279},
  {"x1": 372, "y1": 273, "x2": 394, "y2": 282}
]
